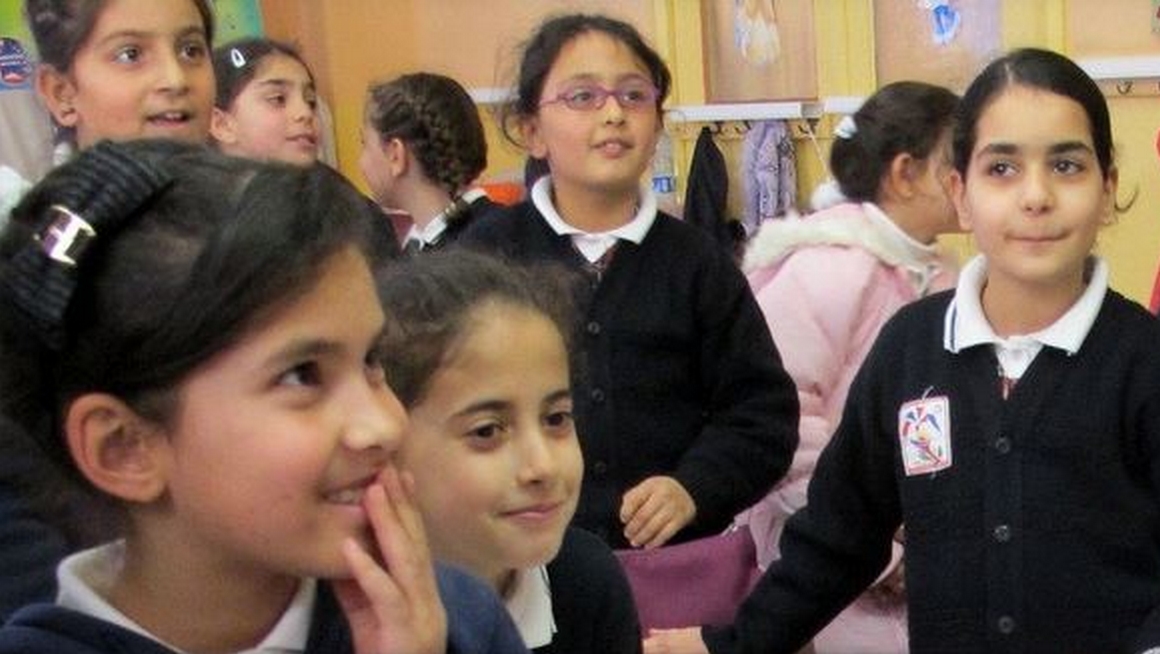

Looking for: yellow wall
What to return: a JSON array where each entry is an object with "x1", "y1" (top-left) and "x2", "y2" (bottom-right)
[{"x1": 261, "y1": 0, "x2": 1160, "y2": 304}]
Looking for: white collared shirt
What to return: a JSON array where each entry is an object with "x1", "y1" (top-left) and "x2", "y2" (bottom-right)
[
  {"x1": 530, "y1": 176, "x2": 657, "y2": 263},
  {"x1": 403, "y1": 187, "x2": 490, "y2": 250},
  {"x1": 943, "y1": 254, "x2": 1108, "y2": 380},
  {"x1": 503, "y1": 566, "x2": 556, "y2": 649},
  {"x1": 57, "y1": 541, "x2": 316, "y2": 654}
]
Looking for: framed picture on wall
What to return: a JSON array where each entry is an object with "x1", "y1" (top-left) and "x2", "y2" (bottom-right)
[
  {"x1": 874, "y1": 0, "x2": 1001, "y2": 93},
  {"x1": 701, "y1": 0, "x2": 817, "y2": 102}
]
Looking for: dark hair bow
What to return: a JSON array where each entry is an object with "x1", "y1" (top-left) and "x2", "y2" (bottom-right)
[{"x1": 2, "y1": 141, "x2": 172, "y2": 350}]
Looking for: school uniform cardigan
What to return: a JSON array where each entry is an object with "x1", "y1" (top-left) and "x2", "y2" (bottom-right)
[
  {"x1": 536, "y1": 527, "x2": 641, "y2": 654},
  {"x1": 0, "y1": 566, "x2": 529, "y2": 654},
  {"x1": 704, "y1": 289, "x2": 1160, "y2": 654},
  {"x1": 460, "y1": 201, "x2": 799, "y2": 548}
]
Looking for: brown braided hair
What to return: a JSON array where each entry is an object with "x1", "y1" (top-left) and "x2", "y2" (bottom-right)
[{"x1": 364, "y1": 73, "x2": 488, "y2": 196}]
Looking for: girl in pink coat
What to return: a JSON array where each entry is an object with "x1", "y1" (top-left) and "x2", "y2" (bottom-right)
[{"x1": 735, "y1": 81, "x2": 961, "y2": 654}]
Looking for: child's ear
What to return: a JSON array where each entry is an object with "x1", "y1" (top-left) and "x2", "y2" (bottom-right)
[
  {"x1": 35, "y1": 65, "x2": 79, "y2": 128},
  {"x1": 1100, "y1": 166, "x2": 1119, "y2": 225},
  {"x1": 65, "y1": 393, "x2": 171, "y2": 504},
  {"x1": 883, "y1": 152, "x2": 920, "y2": 201},
  {"x1": 521, "y1": 117, "x2": 549, "y2": 160},
  {"x1": 385, "y1": 137, "x2": 410, "y2": 178},
  {"x1": 948, "y1": 169, "x2": 972, "y2": 231},
  {"x1": 210, "y1": 107, "x2": 239, "y2": 146}
]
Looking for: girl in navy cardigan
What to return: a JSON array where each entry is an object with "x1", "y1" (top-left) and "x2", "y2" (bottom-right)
[
  {"x1": 461, "y1": 13, "x2": 799, "y2": 553},
  {"x1": 645, "y1": 47, "x2": 1160, "y2": 654}
]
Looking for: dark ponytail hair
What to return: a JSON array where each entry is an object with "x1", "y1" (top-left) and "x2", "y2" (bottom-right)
[
  {"x1": 829, "y1": 81, "x2": 959, "y2": 203},
  {"x1": 953, "y1": 47, "x2": 1113, "y2": 180}
]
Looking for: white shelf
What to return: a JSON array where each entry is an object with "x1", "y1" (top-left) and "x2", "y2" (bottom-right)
[
  {"x1": 822, "y1": 96, "x2": 865, "y2": 115},
  {"x1": 468, "y1": 87, "x2": 510, "y2": 105},
  {"x1": 1077, "y1": 56, "x2": 1160, "y2": 81},
  {"x1": 666, "y1": 101, "x2": 823, "y2": 122}
]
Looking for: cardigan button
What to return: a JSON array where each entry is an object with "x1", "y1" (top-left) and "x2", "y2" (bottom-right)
[
  {"x1": 996, "y1": 615, "x2": 1016, "y2": 634},
  {"x1": 591, "y1": 388, "x2": 606, "y2": 403},
  {"x1": 592, "y1": 461, "x2": 609, "y2": 475},
  {"x1": 992, "y1": 524, "x2": 1011, "y2": 542},
  {"x1": 994, "y1": 436, "x2": 1011, "y2": 454},
  {"x1": 586, "y1": 321, "x2": 602, "y2": 335}
]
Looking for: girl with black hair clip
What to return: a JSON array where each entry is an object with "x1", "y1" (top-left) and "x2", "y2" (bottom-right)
[
  {"x1": 0, "y1": 140, "x2": 528, "y2": 654},
  {"x1": 0, "y1": 0, "x2": 217, "y2": 619}
]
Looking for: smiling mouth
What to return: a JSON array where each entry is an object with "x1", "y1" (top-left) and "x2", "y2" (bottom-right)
[
  {"x1": 324, "y1": 488, "x2": 365, "y2": 505},
  {"x1": 147, "y1": 111, "x2": 192, "y2": 125}
]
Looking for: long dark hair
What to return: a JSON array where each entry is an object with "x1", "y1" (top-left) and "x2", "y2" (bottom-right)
[{"x1": 0, "y1": 140, "x2": 378, "y2": 518}]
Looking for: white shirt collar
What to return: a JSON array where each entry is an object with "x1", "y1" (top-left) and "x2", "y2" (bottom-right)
[
  {"x1": 530, "y1": 176, "x2": 657, "y2": 263},
  {"x1": 943, "y1": 254, "x2": 1108, "y2": 357},
  {"x1": 57, "y1": 541, "x2": 316, "y2": 654},
  {"x1": 404, "y1": 187, "x2": 490, "y2": 249},
  {"x1": 503, "y1": 566, "x2": 556, "y2": 649}
]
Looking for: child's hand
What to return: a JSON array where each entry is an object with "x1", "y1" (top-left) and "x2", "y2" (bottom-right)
[
  {"x1": 643, "y1": 627, "x2": 708, "y2": 654},
  {"x1": 620, "y1": 475, "x2": 696, "y2": 548},
  {"x1": 333, "y1": 465, "x2": 447, "y2": 654}
]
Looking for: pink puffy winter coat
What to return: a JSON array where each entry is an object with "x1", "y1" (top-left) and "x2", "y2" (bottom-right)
[{"x1": 735, "y1": 202, "x2": 957, "y2": 654}]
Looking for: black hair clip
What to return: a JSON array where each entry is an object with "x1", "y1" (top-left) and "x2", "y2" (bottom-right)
[
  {"x1": 36, "y1": 205, "x2": 95, "y2": 267},
  {"x1": 2, "y1": 141, "x2": 172, "y2": 350}
]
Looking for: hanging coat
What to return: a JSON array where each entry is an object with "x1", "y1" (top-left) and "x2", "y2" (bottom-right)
[{"x1": 682, "y1": 125, "x2": 736, "y2": 254}]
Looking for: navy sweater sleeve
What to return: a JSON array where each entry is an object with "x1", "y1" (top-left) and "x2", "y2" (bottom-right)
[{"x1": 541, "y1": 527, "x2": 641, "y2": 654}]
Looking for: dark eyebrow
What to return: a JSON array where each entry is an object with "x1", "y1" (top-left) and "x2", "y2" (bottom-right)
[
  {"x1": 454, "y1": 399, "x2": 511, "y2": 418},
  {"x1": 977, "y1": 141, "x2": 1094, "y2": 158},
  {"x1": 265, "y1": 339, "x2": 342, "y2": 371},
  {"x1": 543, "y1": 389, "x2": 572, "y2": 406},
  {"x1": 96, "y1": 24, "x2": 206, "y2": 47},
  {"x1": 1047, "y1": 141, "x2": 1094, "y2": 157}
]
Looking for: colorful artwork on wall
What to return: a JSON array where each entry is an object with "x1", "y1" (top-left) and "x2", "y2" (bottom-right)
[{"x1": 701, "y1": 0, "x2": 817, "y2": 102}]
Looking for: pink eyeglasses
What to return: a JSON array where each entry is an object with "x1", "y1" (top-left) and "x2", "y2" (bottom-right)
[{"x1": 539, "y1": 82, "x2": 660, "y2": 112}]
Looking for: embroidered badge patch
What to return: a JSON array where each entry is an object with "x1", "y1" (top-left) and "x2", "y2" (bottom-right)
[{"x1": 898, "y1": 395, "x2": 952, "y2": 476}]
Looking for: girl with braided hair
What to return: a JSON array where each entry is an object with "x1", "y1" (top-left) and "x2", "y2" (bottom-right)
[{"x1": 358, "y1": 72, "x2": 498, "y2": 254}]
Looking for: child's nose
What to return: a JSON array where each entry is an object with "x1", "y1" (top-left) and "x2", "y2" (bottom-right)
[
  {"x1": 1020, "y1": 167, "x2": 1054, "y2": 214},
  {"x1": 516, "y1": 433, "x2": 560, "y2": 485},
  {"x1": 341, "y1": 383, "x2": 407, "y2": 453},
  {"x1": 157, "y1": 52, "x2": 190, "y2": 93},
  {"x1": 602, "y1": 94, "x2": 628, "y2": 124}
]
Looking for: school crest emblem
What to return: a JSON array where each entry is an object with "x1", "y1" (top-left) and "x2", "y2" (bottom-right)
[{"x1": 898, "y1": 395, "x2": 952, "y2": 476}]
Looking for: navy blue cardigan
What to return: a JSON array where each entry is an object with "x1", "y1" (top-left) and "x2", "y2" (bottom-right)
[
  {"x1": 461, "y1": 202, "x2": 799, "y2": 547},
  {"x1": 0, "y1": 566, "x2": 528, "y2": 654},
  {"x1": 706, "y1": 290, "x2": 1160, "y2": 654}
]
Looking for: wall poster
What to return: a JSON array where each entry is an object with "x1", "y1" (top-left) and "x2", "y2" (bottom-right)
[{"x1": 701, "y1": 0, "x2": 818, "y2": 102}]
